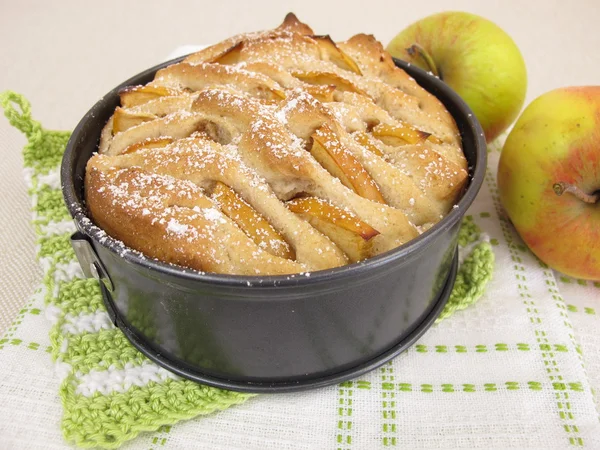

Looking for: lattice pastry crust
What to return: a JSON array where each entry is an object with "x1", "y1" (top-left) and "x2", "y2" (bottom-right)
[{"x1": 85, "y1": 13, "x2": 468, "y2": 275}]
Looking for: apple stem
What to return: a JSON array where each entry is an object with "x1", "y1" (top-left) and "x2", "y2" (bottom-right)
[
  {"x1": 553, "y1": 182, "x2": 599, "y2": 204},
  {"x1": 406, "y1": 44, "x2": 441, "y2": 79}
]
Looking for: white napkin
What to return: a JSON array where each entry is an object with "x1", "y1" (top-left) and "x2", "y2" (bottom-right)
[{"x1": 557, "y1": 274, "x2": 600, "y2": 407}]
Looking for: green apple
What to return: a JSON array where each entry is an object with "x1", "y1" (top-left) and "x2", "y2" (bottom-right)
[
  {"x1": 387, "y1": 11, "x2": 527, "y2": 142},
  {"x1": 498, "y1": 87, "x2": 600, "y2": 280}
]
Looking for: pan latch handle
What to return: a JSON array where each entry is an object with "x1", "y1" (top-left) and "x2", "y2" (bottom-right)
[{"x1": 70, "y1": 232, "x2": 114, "y2": 292}]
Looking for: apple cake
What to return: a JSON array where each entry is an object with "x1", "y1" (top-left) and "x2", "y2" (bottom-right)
[{"x1": 85, "y1": 13, "x2": 468, "y2": 276}]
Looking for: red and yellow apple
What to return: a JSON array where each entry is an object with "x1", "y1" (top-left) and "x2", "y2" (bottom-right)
[
  {"x1": 386, "y1": 11, "x2": 527, "y2": 142},
  {"x1": 497, "y1": 86, "x2": 600, "y2": 280}
]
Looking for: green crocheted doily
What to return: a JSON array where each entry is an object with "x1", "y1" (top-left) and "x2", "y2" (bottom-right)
[{"x1": 1, "y1": 91, "x2": 494, "y2": 449}]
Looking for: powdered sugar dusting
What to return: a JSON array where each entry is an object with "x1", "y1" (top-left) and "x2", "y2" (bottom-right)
[{"x1": 166, "y1": 218, "x2": 189, "y2": 235}]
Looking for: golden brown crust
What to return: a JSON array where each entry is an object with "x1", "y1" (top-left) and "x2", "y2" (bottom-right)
[
  {"x1": 182, "y1": 12, "x2": 314, "y2": 66},
  {"x1": 85, "y1": 164, "x2": 308, "y2": 275},
  {"x1": 87, "y1": 14, "x2": 468, "y2": 275}
]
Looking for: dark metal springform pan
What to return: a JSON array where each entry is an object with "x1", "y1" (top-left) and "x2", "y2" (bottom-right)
[{"x1": 61, "y1": 56, "x2": 486, "y2": 393}]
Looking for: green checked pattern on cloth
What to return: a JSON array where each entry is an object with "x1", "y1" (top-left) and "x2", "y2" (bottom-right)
[{"x1": 0, "y1": 91, "x2": 599, "y2": 449}]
